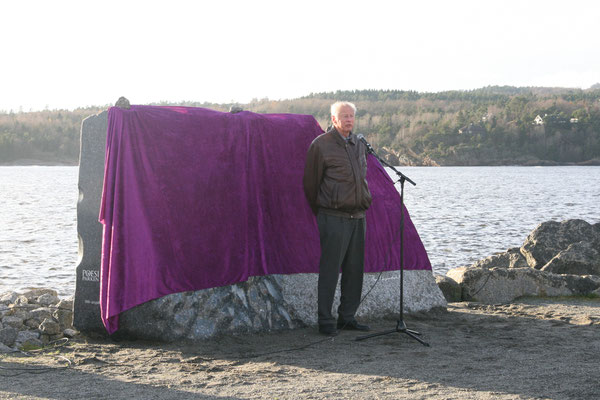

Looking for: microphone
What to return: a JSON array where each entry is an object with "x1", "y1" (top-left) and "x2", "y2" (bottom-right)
[{"x1": 356, "y1": 134, "x2": 375, "y2": 154}]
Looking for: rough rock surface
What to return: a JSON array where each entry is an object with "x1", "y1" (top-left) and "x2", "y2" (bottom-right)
[
  {"x1": 73, "y1": 110, "x2": 108, "y2": 333},
  {"x1": 435, "y1": 275, "x2": 462, "y2": 302},
  {"x1": 471, "y1": 247, "x2": 528, "y2": 269},
  {"x1": 118, "y1": 276, "x2": 302, "y2": 341},
  {"x1": 521, "y1": 219, "x2": 600, "y2": 269},
  {"x1": 541, "y1": 240, "x2": 600, "y2": 275},
  {"x1": 22, "y1": 289, "x2": 58, "y2": 302},
  {"x1": 447, "y1": 266, "x2": 600, "y2": 303},
  {"x1": 116, "y1": 270, "x2": 446, "y2": 341},
  {"x1": 39, "y1": 318, "x2": 61, "y2": 335},
  {"x1": 37, "y1": 293, "x2": 60, "y2": 306},
  {"x1": 0, "y1": 289, "x2": 75, "y2": 352},
  {"x1": 0, "y1": 327, "x2": 17, "y2": 347},
  {"x1": 0, "y1": 292, "x2": 18, "y2": 304},
  {"x1": 441, "y1": 220, "x2": 600, "y2": 304},
  {"x1": 275, "y1": 270, "x2": 447, "y2": 325},
  {"x1": 15, "y1": 330, "x2": 41, "y2": 348}
]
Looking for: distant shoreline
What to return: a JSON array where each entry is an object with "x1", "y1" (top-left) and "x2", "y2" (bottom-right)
[{"x1": 0, "y1": 158, "x2": 600, "y2": 167}]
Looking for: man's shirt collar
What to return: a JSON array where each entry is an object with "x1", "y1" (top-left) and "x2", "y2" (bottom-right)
[{"x1": 330, "y1": 127, "x2": 356, "y2": 145}]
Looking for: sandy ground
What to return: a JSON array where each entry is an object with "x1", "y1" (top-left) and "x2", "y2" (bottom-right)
[{"x1": 1, "y1": 297, "x2": 599, "y2": 400}]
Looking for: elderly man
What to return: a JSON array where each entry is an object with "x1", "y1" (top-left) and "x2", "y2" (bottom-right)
[{"x1": 303, "y1": 101, "x2": 372, "y2": 336}]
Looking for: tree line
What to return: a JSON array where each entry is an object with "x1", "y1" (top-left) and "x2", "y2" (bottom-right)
[
  {"x1": 0, "y1": 107, "x2": 106, "y2": 164},
  {"x1": 2, "y1": 86, "x2": 600, "y2": 165}
]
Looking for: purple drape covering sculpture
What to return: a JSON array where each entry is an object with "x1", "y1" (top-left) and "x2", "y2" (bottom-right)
[{"x1": 99, "y1": 105, "x2": 431, "y2": 333}]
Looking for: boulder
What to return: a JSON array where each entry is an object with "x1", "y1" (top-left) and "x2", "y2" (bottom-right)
[
  {"x1": 56, "y1": 299, "x2": 74, "y2": 311},
  {"x1": 435, "y1": 275, "x2": 462, "y2": 302},
  {"x1": 0, "y1": 342, "x2": 13, "y2": 353},
  {"x1": 22, "y1": 288, "x2": 58, "y2": 302},
  {"x1": 0, "y1": 292, "x2": 18, "y2": 305},
  {"x1": 8, "y1": 306, "x2": 36, "y2": 320},
  {"x1": 541, "y1": 240, "x2": 600, "y2": 275},
  {"x1": 25, "y1": 319, "x2": 40, "y2": 329},
  {"x1": 471, "y1": 247, "x2": 528, "y2": 269},
  {"x1": 2, "y1": 315, "x2": 25, "y2": 330},
  {"x1": 63, "y1": 328, "x2": 78, "y2": 338},
  {"x1": 521, "y1": 220, "x2": 600, "y2": 269},
  {"x1": 53, "y1": 309, "x2": 73, "y2": 330},
  {"x1": 561, "y1": 274, "x2": 600, "y2": 295},
  {"x1": 15, "y1": 330, "x2": 41, "y2": 349},
  {"x1": 0, "y1": 327, "x2": 18, "y2": 347},
  {"x1": 446, "y1": 266, "x2": 600, "y2": 303},
  {"x1": 28, "y1": 307, "x2": 54, "y2": 324},
  {"x1": 37, "y1": 293, "x2": 60, "y2": 306},
  {"x1": 39, "y1": 318, "x2": 61, "y2": 335}
]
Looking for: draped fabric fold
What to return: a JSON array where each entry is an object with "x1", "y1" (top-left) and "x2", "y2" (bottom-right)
[{"x1": 99, "y1": 105, "x2": 431, "y2": 333}]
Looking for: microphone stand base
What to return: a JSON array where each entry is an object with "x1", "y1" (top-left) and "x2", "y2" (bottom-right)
[{"x1": 355, "y1": 320, "x2": 430, "y2": 346}]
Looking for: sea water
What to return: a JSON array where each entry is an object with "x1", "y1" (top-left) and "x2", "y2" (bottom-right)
[{"x1": 1, "y1": 165, "x2": 599, "y2": 297}]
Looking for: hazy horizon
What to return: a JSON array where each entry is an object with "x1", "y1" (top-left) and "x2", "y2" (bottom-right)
[
  {"x1": 3, "y1": 0, "x2": 599, "y2": 112},
  {"x1": 4, "y1": 84, "x2": 600, "y2": 114}
]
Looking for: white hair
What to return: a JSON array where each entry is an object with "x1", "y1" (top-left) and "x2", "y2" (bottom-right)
[{"x1": 330, "y1": 101, "x2": 357, "y2": 118}]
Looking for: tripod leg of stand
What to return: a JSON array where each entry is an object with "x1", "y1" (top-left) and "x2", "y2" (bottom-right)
[
  {"x1": 398, "y1": 320, "x2": 422, "y2": 336},
  {"x1": 355, "y1": 320, "x2": 430, "y2": 346},
  {"x1": 355, "y1": 328, "x2": 398, "y2": 341},
  {"x1": 401, "y1": 328, "x2": 430, "y2": 347},
  {"x1": 397, "y1": 320, "x2": 429, "y2": 346}
]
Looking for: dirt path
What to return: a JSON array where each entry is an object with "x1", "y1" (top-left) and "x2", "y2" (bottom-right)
[{"x1": 2, "y1": 298, "x2": 599, "y2": 399}]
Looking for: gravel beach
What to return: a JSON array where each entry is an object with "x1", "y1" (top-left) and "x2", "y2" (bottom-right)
[{"x1": 1, "y1": 297, "x2": 599, "y2": 399}]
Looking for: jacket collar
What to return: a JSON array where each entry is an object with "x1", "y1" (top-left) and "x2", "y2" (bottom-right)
[{"x1": 328, "y1": 126, "x2": 356, "y2": 146}]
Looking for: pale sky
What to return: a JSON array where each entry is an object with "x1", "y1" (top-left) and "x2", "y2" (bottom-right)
[{"x1": 2, "y1": 0, "x2": 599, "y2": 112}]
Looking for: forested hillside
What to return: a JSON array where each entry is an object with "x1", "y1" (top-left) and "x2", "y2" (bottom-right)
[
  {"x1": 2, "y1": 86, "x2": 600, "y2": 165},
  {"x1": 0, "y1": 107, "x2": 106, "y2": 164}
]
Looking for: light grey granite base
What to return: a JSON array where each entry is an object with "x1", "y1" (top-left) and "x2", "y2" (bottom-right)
[{"x1": 274, "y1": 270, "x2": 447, "y2": 325}]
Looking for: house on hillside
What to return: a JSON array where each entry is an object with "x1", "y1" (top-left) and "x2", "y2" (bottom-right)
[
  {"x1": 534, "y1": 115, "x2": 544, "y2": 125},
  {"x1": 481, "y1": 113, "x2": 493, "y2": 122},
  {"x1": 534, "y1": 113, "x2": 578, "y2": 126},
  {"x1": 458, "y1": 123, "x2": 485, "y2": 135}
]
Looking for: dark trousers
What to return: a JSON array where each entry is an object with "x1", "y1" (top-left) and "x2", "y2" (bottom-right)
[{"x1": 317, "y1": 212, "x2": 366, "y2": 326}]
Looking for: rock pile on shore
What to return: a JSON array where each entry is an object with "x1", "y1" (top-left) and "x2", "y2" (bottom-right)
[
  {"x1": 437, "y1": 219, "x2": 600, "y2": 303},
  {"x1": 0, "y1": 288, "x2": 76, "y2": 352}
]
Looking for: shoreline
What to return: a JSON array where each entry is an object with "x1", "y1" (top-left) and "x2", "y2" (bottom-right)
[{"x1": 1, "y1": 297, "x2": 598, "y2": 399}]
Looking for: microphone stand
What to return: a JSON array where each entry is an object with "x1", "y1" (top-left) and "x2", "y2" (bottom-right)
[{"x1": 355, "y1": 140, "x2": 429, "y2": 346}]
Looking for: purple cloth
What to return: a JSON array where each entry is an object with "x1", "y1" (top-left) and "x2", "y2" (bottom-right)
[{"x1": 99, "y1": 105, "x2": 431, "y2": 334}]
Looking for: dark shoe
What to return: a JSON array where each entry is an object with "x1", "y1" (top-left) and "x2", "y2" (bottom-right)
[
  {"x1": 337, "y1": 320, "x2": 370, "y2": 331},
  {"x1": 319, "y1": 325, "x2": 338, "y2": 336}
]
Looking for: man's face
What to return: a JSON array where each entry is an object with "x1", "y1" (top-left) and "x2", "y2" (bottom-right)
[{"x1": 332, "y1": 106, "x2": 355, "y2": 137}]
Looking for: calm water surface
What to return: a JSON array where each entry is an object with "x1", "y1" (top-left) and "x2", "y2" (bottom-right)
[
  {"x1": 399, "y1": 166, "x2": 599, "y2": 273},
  {"x1": 1, "y1": 167, "x2": 78, "y2": 297},
  {"x1": 0, "y1": 166, "x2": 598, "y2": 297}
]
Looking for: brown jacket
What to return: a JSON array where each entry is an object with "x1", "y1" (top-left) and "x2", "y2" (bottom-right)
[{"x1": 303, "y1": 127, "x2": 372, "y2": 218}]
